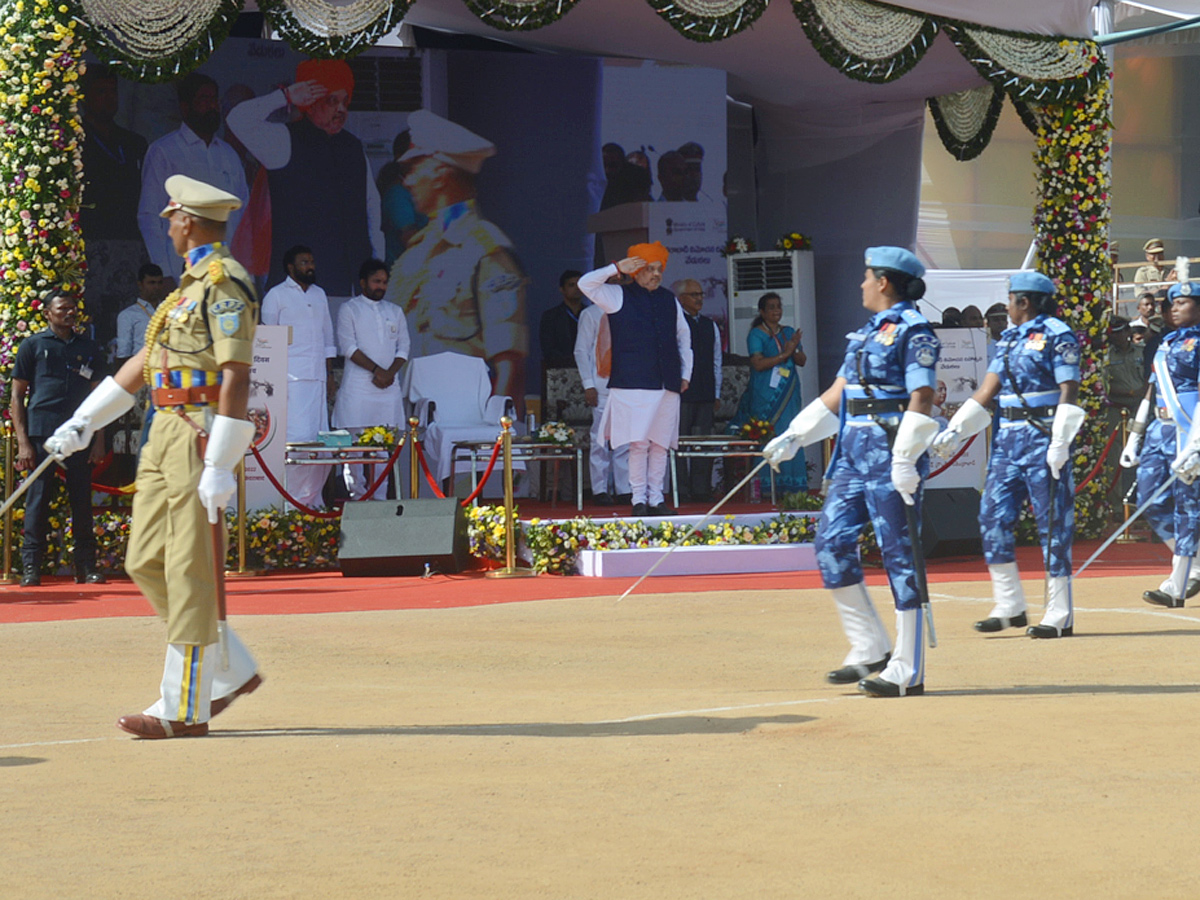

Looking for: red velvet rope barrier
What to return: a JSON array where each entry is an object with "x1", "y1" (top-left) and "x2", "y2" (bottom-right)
[
  {"x1": 414, "y1": 440, "x2": 447, "y2": 499},
  {"x1": 248, "y1": 445, "x2": 342, "y2": 519},
  {"x1": 1074, "y1": 426, "x2": 1121, "y2": 494},
  {"x1": 348, "y1": 438, "x2": 408, "y2": 500},
  {"x1": 457, "y1": 436, "x2": 504, "y2": 506},
  {"x1": 927, "y1": 433, "x2": 978, "y2": 479}
]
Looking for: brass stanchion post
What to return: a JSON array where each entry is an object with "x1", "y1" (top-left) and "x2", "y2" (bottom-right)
[
  {"x1": 488, "y1": 416, "x2": 534, "y2": 578},
  {"x1": 227, "y1": 458, "x2": 263, "y2": 576},
  {"x1": 1117, "y1": 407, "x2": 1135, "y2": 543},
  {"x1": 2, "y1": 430, "x2": 14, "y2": 582},
  {"x1": 409, "y1": 415, "x2": 420, "y2": 500}
]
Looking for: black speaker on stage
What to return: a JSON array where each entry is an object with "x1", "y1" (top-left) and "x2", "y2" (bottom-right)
[
  {"x1": 338, "y1": 499, "x2": 470, "y2": 576},
  {"x1": 920, "y1": 488, "x2": 982, "y2": 558}
]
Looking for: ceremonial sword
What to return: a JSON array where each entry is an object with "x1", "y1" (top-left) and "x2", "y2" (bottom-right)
[
  {"x1": 0, "y1": 453, "x2": 61, "y2": 520},
  {"x1": 1073, "y1": 472, "x2": 1178, "y2": 579},
  {"x1": 617, "y1": 458, "x2": 771, "y2": 602}
]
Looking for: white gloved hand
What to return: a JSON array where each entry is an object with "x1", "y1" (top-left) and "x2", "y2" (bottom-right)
[
  {"x1": 1047, "y1": 403, "x2": 1087, "y2": 480},
  {"x1": 198, "y1": 415, "x2": 256, "y2": 524},
  {"x1": 1119, "y1": 433, "x2": 1143, "y2": 469},
  {"x1": 929, "y1": 397, "x2": 992, "y2": 462},
  {"x1": 43, "y1": 376, "x2": 136, "y2": 460},
  {"x1": 761, "y1": 398, "x2": 839, "y2": 471},
  {"x1": 890, "y1": 411, "x2": 939, "y2": 506}
]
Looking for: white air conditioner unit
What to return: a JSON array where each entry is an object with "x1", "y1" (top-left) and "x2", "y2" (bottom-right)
[{"x1": 727, "y1": 250, "x2": 820, "y2": 482}]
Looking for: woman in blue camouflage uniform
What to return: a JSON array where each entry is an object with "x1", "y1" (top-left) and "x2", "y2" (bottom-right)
[
  {"x1": 764, "y1": 247, "x2": 940, "y2": 698},
  {"x1": 1120, "y1": 280, "x2": 1200, "y2": 607},
  {"x1": 933, "y1": 272, "x2": 1084, "y2": 639}
]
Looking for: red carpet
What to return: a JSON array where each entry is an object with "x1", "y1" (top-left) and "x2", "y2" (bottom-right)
[{"x1": 0, "y1": 538, "x2": 1171, "y2": 625}]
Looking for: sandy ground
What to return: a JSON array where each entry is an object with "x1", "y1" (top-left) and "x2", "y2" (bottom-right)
[{"x1": 4, "y1": 575, "x2": 1200, "y2": 899}]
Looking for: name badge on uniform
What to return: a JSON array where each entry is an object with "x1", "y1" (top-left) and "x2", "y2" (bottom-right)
[
  {"x1": 875, "y1": 322, "x2": 897, "y2": 346},
  {"x1": 79, "y1": 365, "x2": 93, "y2": 380},
  {"x1": 1025, "y1": 332, "x2": 1045, "y2": 351}
]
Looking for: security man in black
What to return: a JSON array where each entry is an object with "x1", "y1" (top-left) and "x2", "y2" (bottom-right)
[{"x1": 10, "y1": 291, "x2": 107, "y2": 586}]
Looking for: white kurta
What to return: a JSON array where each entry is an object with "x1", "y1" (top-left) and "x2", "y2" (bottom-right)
[
  {"x1": 261, "y1": 277, "x2": 337, "y2": 508},
  {"x1": 577, "y1": 264, "x2": 693, "y2": 449},
  {"x1": 333, "y1": 295, "x2": 411, "y2": 429},
  {"x1": 574, "y1": 304, "x2": 629, "y2": 494}
]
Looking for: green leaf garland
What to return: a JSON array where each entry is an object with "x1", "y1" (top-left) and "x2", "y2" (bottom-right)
[
  {"x1": 927, "y1": 84, "x2": 1005, "y2": 161},
  {"x1": 258, "y1": 0, "x2": 415, "y2": 60},
  {"x1": 793, "y1": 0, "x2": 938, "y2": 83},
  {"x1": 646, "y1": 0, "x2": 768, "y2": 42}
]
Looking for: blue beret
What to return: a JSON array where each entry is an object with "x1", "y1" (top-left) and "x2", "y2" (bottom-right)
[
  {"x1": 1168, "y1": 281, "x2": 1200, "y2": 300},
  {"x1": 1008, "y1": 271, "x2": 1056, "y2": 295},
  {"x1": 865, "y1": 246, "x2": 924, "y2": 279}
]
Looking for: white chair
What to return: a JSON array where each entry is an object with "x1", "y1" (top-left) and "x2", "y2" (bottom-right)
[{"x1": 402, "y1": 352, "x2": 516, "y2": 491}]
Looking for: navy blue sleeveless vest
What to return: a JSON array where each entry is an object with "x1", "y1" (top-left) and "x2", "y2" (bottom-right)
[
  {"x1": 267, "y1": 118, "x2": 372, "y2": 296},
  {"x1": 681, "y1": 314, "x2": 716, "y2": 402},
  {"x1": 607, "y1": 282, "x2": 683, "y2": 392}
]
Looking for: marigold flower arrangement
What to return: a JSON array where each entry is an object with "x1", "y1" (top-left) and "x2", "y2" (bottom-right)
[
  {"x1": 775, "y1": 231, "x2": 812, "y2": 251},
  {"x1": 738, "y1": 417, "x2": 774, "y2": 443},
  {"x1": 355, "y1": 425, "x2": 399, "y2": 447}
]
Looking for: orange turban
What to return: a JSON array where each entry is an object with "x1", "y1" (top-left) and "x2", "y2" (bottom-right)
[
  {"x1": 295, "y1": 59, "x2": 355, "y2": 104},
  {"x1": 627, "y1": 241, "x2": 669, "y2": 273}
]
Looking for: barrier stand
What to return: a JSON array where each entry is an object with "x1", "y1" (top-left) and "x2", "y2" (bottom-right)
[
  {"x1": 227, "y1": 459, "x2": 263, "y2": 576},
  {"x1": 409, "y1": 416, "x2": 420, "y2": 500},
  {"x1": 1, "y1": 431, "x2": 13, "y2": 582},
  {"x1": 1117, "y1": 407, "x2": 1135, "y2": 543},
  {"x1": 488, "y1": 416, "x2": 535, "y2": 579}
]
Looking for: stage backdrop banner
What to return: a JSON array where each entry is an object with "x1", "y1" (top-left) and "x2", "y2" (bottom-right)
[
  {"x1": 647, "y1": 201, "x2": 728, "y2": 336},
  {"x1": 926, "y1": 326, "x2": 988, "y2": 492},
  {"x1": 244, "y1": 325, "x2": 289, "y2": 511}
]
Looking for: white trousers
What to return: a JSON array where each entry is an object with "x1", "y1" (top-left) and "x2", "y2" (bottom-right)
[
  {"x1": 628, "y1": 440, "x2": 669, "y2": 505},
  {"x1": 144, "y1": 626, "x2": 259, "y2": 724},
  {"x1": 285, "y1": 379, "x2": 329, "y2": 509},
  {"x1": 589, "y1": 390, "x2": 629, "y2": 495}
]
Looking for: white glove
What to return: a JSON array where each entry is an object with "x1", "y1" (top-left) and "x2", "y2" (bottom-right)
[
  {"x1": 198, "y1": 415, "x2": 256, "y2": 524},
  {"x1": 1119, "y1": 433, "x2": 1142, "y2": 469},
  {"x1": 1047, "y1": 403, "x2": 1087, "y2": 480},
  {"x1": 930, "y1": 397, "x2": 992, "y2": 462},
  {"x1": 762, "y1": 398, "x2": 839, "y2": 471},
  {"x1": 1120, "y1": 398, "x2": 1152, "y2": 469},
  {"x1": 890, "y1": 411, "x2": 939, "y2": 506},
  {"x1": 43, "y1": 376, "x2": 136, "y2": 459},
  {"x1": 1173, "y1": 410, "x2": 1200, "y2": 484}
]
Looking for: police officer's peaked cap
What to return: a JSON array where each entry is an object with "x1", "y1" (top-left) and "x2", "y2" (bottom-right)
[
  {"x1": 1167, "y1": 281, "x2": 1200, "y2": 300},
  {"x1": 864, "y1": 246, "x2": 924, "y2": 279},
  {"x1": 159, "y1": 174, "x2": 242, "y2": 222},
  {"x1": 1008, "y1": 271, "x2": 1056, "y2": 296},
  {"x1": 400, "y1": 109, "x2": 497, "y2": 175},
  {"x1": 1144, "y1": 238, "x2": 1166, "y2": 254}
]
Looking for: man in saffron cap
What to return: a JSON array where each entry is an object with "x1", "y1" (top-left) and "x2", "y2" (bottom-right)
[
  {"x1": 577, "y1": 242, "x2": 693, "y2": 516},
  {"x1": 227, "y1": 58, "x2": 384, "y2": 298}
]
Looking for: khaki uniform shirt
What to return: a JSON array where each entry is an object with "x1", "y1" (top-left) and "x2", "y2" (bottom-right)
[{"x1": 385, "y1": 200, "x2": 527, "y2": 364}]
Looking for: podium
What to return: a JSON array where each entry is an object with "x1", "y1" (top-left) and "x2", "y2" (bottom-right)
[{"x1": 586, "y1": 202, "x2": 651, "y2": 264}]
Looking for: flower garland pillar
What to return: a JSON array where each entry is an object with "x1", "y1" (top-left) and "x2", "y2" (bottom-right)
[
  {"x1": 0, "y1": 0, "x2": 86, "y2": 408},
  {"x1": 1031, "y1": 73, "x2": 1113, "y2": 536}
]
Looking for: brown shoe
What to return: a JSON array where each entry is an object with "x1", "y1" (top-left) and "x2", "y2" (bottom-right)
[
  {"x1": 116, "y1": 713, "x2": 209, "y2": 739},
  {"x1": 211, "y1": 673, "x2": 264, "y2": 718}
]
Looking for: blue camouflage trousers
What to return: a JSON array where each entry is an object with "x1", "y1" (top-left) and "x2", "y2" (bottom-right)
[
  {"x1": 815, "y1": 424, "x2": 926, "y2": 611},
  {"x1": 1137, "y1": 419, "x2": 1176, "y2": 545},
  {"x1": 980, "y1": 423, "x2": 1074, "y2": 577}
]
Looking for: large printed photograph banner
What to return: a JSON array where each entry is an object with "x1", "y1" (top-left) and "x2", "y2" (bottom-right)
[{"x1": 81, "y1": 40, "x2": 728, "y2": 418}]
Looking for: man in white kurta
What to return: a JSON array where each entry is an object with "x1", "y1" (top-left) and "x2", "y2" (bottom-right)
[
  {"x1": 574, "y1": 303, "x2": 630, "y2": 505},
  {"x1": 333, "y1": 259, "x2": 411, "y2": 498},
  {"x1": 577, "y1": 243, "x2": 692, "y2": 516},
  {"x1": 261, "y1": 245, "x2": 337, "y2": 509}
]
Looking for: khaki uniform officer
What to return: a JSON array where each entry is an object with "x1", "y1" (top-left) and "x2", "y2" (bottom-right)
[
  {"x1": 46, "y1": 174, "x2": 263, "y2": 739},
  {"x1": 385, "y1": 109, "x2": 528, "y2": 409}
]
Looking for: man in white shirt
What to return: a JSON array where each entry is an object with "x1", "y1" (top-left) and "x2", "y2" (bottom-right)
[
  {"x1": 333, "y1": 259, "x2": 411, "y2": 499},
  {"x1": 577, "y1": 242, "x2": 693, "y2": 516},
  {"x1": 138, "y1": 72, "x2": 248, "y2": 288},
  {"x1": 225, "y1": 58, "x2": 383, "y2": 299},
  {"x1": 115, "y1": 264, "x2": 163, "y2": 366},
  {"x1": 574, "y1": 303, "x2": 630, "y2": 506},
  {"x1": 261, "y1": 245, "x2": 337, "y2": 509}
]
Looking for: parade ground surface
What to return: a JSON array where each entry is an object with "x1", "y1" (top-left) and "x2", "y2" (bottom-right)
[{"x1": 4, "y1": 539, "x2": 1200, "y2": 899}]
